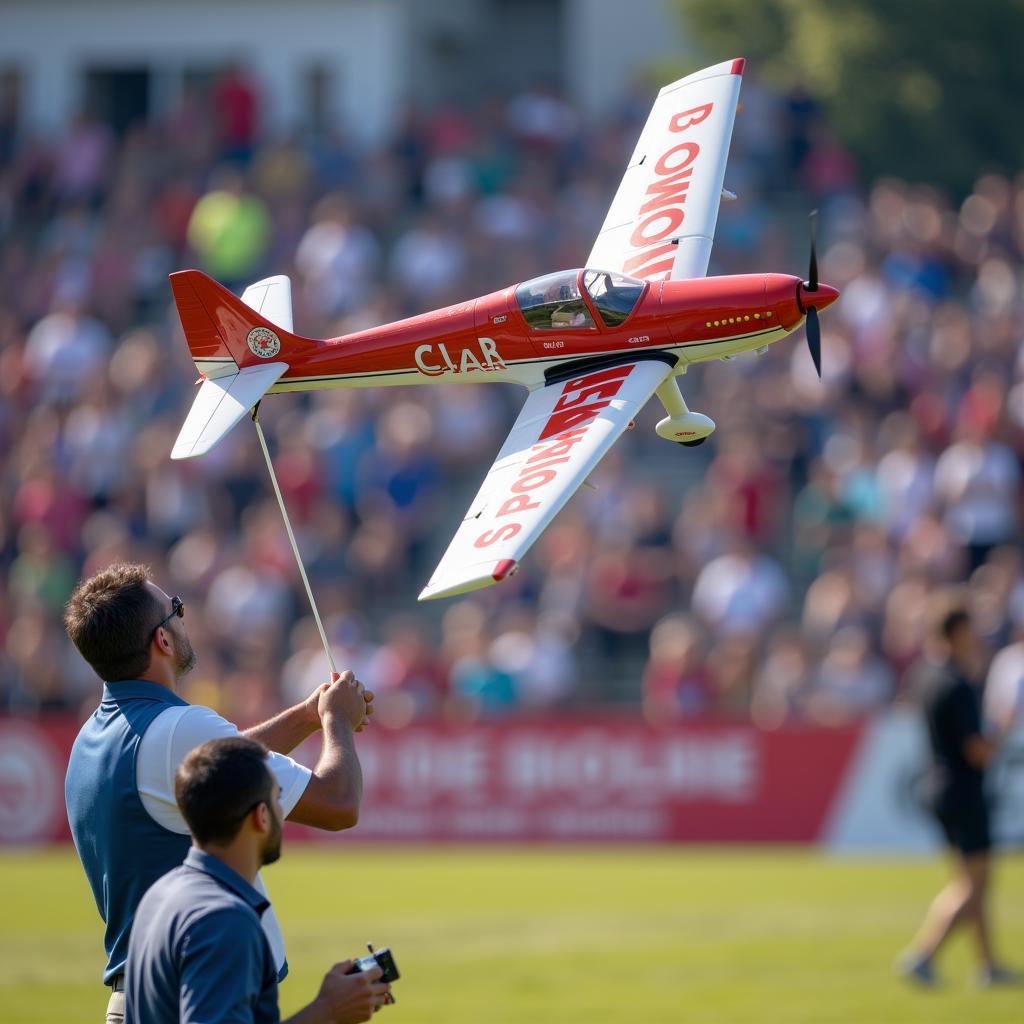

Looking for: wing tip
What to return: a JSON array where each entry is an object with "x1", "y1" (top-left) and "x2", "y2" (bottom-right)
[
  {"x1": 731, "y1": 58, "x2": 746, "y2": 76},
  {"x1": 417, "y1": 560, "x2": 520, "y2": 602},
  {"x1": 492, "y1": 559, "x2": 519, "y2": 582}
]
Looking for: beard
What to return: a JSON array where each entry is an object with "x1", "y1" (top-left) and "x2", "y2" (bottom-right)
[
  {"x1": 171, "y1": 628, "x2": 197, "y2": 678},
  {"x1": 261, "y1": 805, "x2": 283, "y2": 866}
]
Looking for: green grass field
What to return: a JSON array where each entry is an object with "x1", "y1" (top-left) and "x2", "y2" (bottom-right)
[{"x1": 2, "y1": 846, "x2": 1022, "y2": 1023}]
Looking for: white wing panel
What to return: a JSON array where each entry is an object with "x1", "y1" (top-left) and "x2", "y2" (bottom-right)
[
  {"x1": 419, "y1": 359, "x2": 674, "y2": 600},
  {"x1": 587, "y1": 58, "x2": 744, "y2": 282},
  {"x1": 170, "y1": 362, "x2": 288, "y2": 460}
]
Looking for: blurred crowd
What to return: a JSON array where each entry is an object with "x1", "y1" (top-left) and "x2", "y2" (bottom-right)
[{"x1": 1, "y1": 66, "x2": 1023, "y2": 730}]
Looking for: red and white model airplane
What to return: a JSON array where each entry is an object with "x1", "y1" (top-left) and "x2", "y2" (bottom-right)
[{"x1": 170, "y1": 58, "x2": 838, "y2": 601}]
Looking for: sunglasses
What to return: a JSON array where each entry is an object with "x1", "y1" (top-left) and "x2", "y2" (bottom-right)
[{"x1": 153, "y1": 595, "x2": 185, "y2": 635}]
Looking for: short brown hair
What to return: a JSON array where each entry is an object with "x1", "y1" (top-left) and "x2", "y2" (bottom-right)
[
  {"x1": 64, "y1": 563, "x2": 164, "y2": 681},
  {"x1": 174, "y1": 738, "x2": 273, "y2": 846}
]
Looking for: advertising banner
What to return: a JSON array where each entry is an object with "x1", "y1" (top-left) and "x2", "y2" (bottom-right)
[
  {"x1": 0, "y1": 715, "x2": 862, "y2": 844},
  {"x1": 3, "y1": 712, "x2": 1020, "y2": 847}
]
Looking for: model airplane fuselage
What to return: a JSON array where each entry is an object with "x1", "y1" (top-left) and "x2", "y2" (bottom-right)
[
  {"x1": 170, "y1": 58, "x2": 840, "y2": 600},
  {"x1": 179, "y1": 267, "x2": 835, "y2": 399}
]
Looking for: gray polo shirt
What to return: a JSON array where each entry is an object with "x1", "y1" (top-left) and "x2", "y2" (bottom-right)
[{"x1": 125, "y1": 848, "x2": 280, "y2": 1023}]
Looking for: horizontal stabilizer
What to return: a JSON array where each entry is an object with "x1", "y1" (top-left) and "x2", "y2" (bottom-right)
[{"x1": 171, "y1": 362, "x2": 288, "y2": 460}]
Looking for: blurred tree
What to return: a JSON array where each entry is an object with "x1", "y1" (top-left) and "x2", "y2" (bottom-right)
[{"x1": 679, "y1": 0, "x2": 1024, "y2": 193}]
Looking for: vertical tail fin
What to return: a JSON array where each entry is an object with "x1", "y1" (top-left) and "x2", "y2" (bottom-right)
[
  {"x1": 240, "y1": 275, "x2": 295, "y2": 333},
  {"x1": 169, "y1": 269, "x2": 312, "y2": 375},
  {"x1": 169, "y1": 270, "x2": 313, "y2": 459}
]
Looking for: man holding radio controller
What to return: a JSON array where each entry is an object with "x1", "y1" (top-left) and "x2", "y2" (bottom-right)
[{"x1": 126, "y1": 737, "x2": 392, "y2": 1022}]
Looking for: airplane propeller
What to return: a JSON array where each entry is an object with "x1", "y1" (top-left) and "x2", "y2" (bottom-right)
[{"x1": 802, "y1": 211, "x2": 822, "y2": 378}]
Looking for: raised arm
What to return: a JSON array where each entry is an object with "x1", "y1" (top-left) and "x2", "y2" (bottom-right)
[
  {"x1": 286, "y1": 671, "x2": 372, "y2": 832},
  {"x1": 242, "y1": 690, "x2": 322, "y2": 755},
  {"x1": 244, "y1": 670, "x2": 374, "y2": 756}
]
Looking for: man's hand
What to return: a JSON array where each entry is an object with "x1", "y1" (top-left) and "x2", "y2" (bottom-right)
[
  {"x1": 304, "y1": 682, "x2": 331, "y2": 729},
  {"x1": 314, "y1": 961, "x2": 391, "y2": 1022},
  {"x1": 317, "y1": 671, "x2": 375, "y2": 733}
]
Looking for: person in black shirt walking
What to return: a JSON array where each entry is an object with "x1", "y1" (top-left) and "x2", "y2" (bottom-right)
[{"x1": 898, "y1": 593, "x2": 1018, "y2": 986}]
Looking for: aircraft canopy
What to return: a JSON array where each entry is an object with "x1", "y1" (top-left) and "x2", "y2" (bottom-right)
[{"x1": 515, "y1": 269, "x2": 644, "y2": 330}]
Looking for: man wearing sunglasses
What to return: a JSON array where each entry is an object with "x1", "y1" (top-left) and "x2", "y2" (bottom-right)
[{"x1": 63, "y1": 562, "x2": 373, "y2": 1023}]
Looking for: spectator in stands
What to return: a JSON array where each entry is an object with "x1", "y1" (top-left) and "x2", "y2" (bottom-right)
[
  {"x1": 295, "y1": 194, "x2": 381, "y2": 323},
  {"x1": 642, "y1": 613, "x2": 715, "y2": 721},
  {"x1": 23, "y1": 290, "x2": 112, "y2": 404},
  {"x1": 985, "y1": 619, "x2": 1024, "y2": 739},
  {"x1": 211, "y1": 63, "x2": 261, "y2": 165},
  {"x1": 692, "y1": 535, "x2": 789, "y2": 640},
  {"x1": 53, "y1": 111, "x2": 113, "y2": 206},
  {"x1": 934, "y1": 413, "x2": 1020, "y2": 572},
  {"x1": 803, "y1": 625, "x2": 893, "y2": 725},
  {"x1": 186, "y1": 166, "x2": 270, "y2": 287},
  {"x1": 875, "y1": 412, "x2": 936, "y2": 542},
  {"x1": 750, "y1": 628, "x2": 813, "y2": 728},
  {"x1": 126, "y1": 737, "x2": 390, "y2": 1023},
  {"x1": 443, "y1": 599, "x2": 517, "y2": 714},
  {"x1": 389, "y1": 211, "x2": 467, "y2": 307}
]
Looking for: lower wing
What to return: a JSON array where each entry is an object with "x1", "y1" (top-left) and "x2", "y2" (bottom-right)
[{"x1": 419, "y1": 357, "x2": 675, "y2": 600}]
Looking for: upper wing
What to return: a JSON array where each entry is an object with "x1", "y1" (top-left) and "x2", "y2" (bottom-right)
[
  {"x1": 586, "y1": 58, "x2": 744, "y2": 282},
  {"x1": 419, "y1": 358, "x2": 674, "y2": 601}
]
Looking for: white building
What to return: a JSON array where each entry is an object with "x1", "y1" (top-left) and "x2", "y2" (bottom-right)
[{"x1": 0, "y1": 0, "x2": 691, "y2": 145}]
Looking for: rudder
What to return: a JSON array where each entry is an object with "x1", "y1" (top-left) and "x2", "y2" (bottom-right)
[{"x1": 170, "y1": 269, "x2": 312, "y2": 377}]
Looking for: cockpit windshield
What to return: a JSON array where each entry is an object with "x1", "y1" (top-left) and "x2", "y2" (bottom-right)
[
  {"x1": 515, "y1": 271, "x2": 595, "y2": 331},
  {"x1": 583, "y1": 270, "x2": 645, "y2": 327}
]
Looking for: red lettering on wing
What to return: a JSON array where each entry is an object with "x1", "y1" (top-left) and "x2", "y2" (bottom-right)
[
  {"x1": 623, "y1": 243, "x2": 677, "y2": 281},
  {"x1": 560, "y1": 364, "x2": 634, "y2": 394},
  {"x1": 538, "y1": 365, "x2": 632, "y2": 441},
  {"x1": 475, "y1": 370, "x2": 635, "y2": 545},
  {"x1": 553, "y1": 380, "x2": 625, "y2": 413},
  {"x1": 538, "y1": 403, "x2": 607, "y2": 442},
  {"x1": 654, "y1": 141, "x2": 700, "y2": 176},
  {"x1": 639, "y1": 164, "x2": 694, "y2": 217},
  {"x1": 527, "y1": 429, "x2": 588, "y2": 462},
  {"x1": 512, "y1": 468, "x2": 558, "y2": 493},
  {"x1": 497, "y1": 493, "x2": 540, "y2": 517},
  {"x1": 629, "y1": 207, "x2": 684, "y2": 249},
  {"x1": 474, "y1": 523, "x2": 522, "y2": 548},
  {"x1": 669, "y1": 103, "x2": 713, "y2": 133},
  {"x1": 623, "y1": 101, "x2": 716, "y2": 281}
]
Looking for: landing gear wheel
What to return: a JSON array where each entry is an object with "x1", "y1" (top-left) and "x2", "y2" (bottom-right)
[{"x1": 678, "y1": 438, "x2": 708, "y2": 448}]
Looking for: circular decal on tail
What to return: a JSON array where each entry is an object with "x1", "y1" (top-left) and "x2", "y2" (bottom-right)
[{"x1": 247, "y1": 327, "x2": 281, "y2": 359}]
